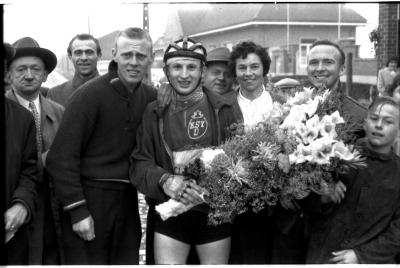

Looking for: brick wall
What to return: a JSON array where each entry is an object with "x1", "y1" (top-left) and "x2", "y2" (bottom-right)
[{"x1": 378, "y1": 3, "x2": 399, "y2": 69}]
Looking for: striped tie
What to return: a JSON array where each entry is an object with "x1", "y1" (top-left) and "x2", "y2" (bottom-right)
[{"x1": 29, "y1": 101, "x2": 43, "y2": 154}]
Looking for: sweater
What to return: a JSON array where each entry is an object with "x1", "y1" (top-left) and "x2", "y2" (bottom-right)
[{"x1": 46, "y1": 61, "x2": 156, "y2": 223}]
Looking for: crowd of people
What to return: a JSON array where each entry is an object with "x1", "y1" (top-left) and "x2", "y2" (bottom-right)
[{"x1": 3, "y1": 26, "x2": 400, "y2": 265}]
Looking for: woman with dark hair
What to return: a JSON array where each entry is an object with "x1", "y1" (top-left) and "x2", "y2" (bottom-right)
[
  {"x1": 377, "y1": 57, "x2": 399, "y2": 96},
  {"x1": 228, "y1": 41, "x2": 274, "y2": 264},
  {"x1": 229, "y1": 41, "x2": 273, "y2": 131}
]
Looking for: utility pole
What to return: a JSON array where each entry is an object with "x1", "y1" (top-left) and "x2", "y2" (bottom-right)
[
  {"x1": 143, "y1": 3, "x2": 149, "y2": 32},
  {"x1": 338, "y1": 3, "x2": 341, "y2": 41},
  {"x1": 143, "y1": 3, "x2": 151, "y2": 85}
]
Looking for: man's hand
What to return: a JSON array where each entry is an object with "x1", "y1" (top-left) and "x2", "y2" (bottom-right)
[
  {"x1": 321, "y1": 180, "x2": 346, "y2": 204},
  {"x1": 72, "y1": 216, "x2": 95, "y2": 241},
  {"x1": 162, "y1": 176, "x2": 204, "y2": 206},
  {"x1": 330, "y1": 249, "x2": 359, "y2": 264},
  {"x1": 4, "y1": 203, "x2": 28, "y2": 232},
  {"x1": 157, "y1": 82, "x2": 173, "y2": 114},
  {"x1": 182, "y1": 180, "x2": 206, "y2": 206}
]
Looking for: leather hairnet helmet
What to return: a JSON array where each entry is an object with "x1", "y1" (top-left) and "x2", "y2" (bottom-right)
[{"x1": 163, "y1": 36, "x2": 207, "y2": 64}]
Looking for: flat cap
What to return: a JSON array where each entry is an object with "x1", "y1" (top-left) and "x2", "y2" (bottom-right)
[{"x1": 206, "y1": 47, "x2": 230, "y2": 65}]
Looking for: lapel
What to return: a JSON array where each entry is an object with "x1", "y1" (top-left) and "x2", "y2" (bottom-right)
[
  {"x1": 39, "y1": 94, "x2": 56, "y2": 127},
  {"x1": 5, "y1": 89, "x2": 18, "y2": 102}
]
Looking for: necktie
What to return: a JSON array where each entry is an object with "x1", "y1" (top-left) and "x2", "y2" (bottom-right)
[{"x1": 29, "y1": 101, "x2": 43, "y2": 154}]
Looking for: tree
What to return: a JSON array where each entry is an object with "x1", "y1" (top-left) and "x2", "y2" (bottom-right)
[{"x1": 369, "y1": 26, "x2": 382, "y2": 56}]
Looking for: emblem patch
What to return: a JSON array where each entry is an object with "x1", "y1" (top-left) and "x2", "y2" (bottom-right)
[{"x1": 188, "y1": 110, "x2": 208, "y2": 139}]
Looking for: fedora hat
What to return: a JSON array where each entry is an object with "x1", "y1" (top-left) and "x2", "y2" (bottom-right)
[
  {"x1": 9, "y1": 37, "x2": 57, "y2": 73},
  {"x1": 4, "y1": 43, "x2": 15, "y2": 63},
  {"x1": 206, "y1": 47, "x2": 230, "y2": 65}
]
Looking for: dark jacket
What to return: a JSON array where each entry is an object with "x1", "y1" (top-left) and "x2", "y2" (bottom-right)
[
  {"x1": 306, "y1": 139, "x2": 400, "y2": 264},
  {"x1": 5, "y1": 90, "x2": 64, "y2": 264},
  {"x1": 129, "y1": 87, "x2": 242, "y2": 205},
  {"x1": 5, "y1": 98, "x2": 38, "y2": 222},
  {"x1": 48, "y1": 71, "x2": 99, "y2": 107},
  {"x1": 47, "y1": 61, "x2": 156, "y2": 224}
]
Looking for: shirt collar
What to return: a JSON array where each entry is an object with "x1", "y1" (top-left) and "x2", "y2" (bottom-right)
[
  {"x1": 238, "y1": 85, "x2": 266, "y2": 103},
  {"x1": 13, "y1": 89, "x2": 40, "y2": 112}
]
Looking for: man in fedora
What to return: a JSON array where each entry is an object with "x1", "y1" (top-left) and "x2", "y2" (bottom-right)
[
  {"x1": 3, "y1": 43, "x2": 39, "y2": 265},
  {"x1": 6, "y1": 37, "x2": 64, "y2": 264}
]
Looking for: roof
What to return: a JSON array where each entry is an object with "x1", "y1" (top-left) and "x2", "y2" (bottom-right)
[
  {"x1": 177, "y1": 3, "x2": 367, "y2": 37},
  {"x1": 98, "y1": 30, "x2": 119, "y2": 60}
]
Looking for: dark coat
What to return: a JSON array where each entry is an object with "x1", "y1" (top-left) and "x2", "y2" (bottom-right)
[
  {"x1": 48, "y1": 71, "x2": 99, "y2": 107},
  {"x1": 5, "y1": 98, "x2": 38, "y2": 221},
  {"x1": 306, "y1": 140, "x2": 400, "y2": 264},
  {"x1": 5, "y1": 90, "x2": 64, "y2": 264},
  {"x1": 5, "y1": 98, "x2": 38, "y2": 265}
]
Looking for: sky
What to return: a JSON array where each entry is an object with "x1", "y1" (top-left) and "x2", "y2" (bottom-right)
[{"x1": 3, "y1": 2, "x2": 379, "y2": 59}]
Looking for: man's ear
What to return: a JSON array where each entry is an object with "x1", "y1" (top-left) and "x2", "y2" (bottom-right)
[
  {"x1": 68, "y1": 54, "x2": 72, "y2": 61},
  {"x1": 201, "y1": 65, "x2": 207, "y2": 80},
  {"x1": 111, "y1": 48, "x2": 117, "y2": 61},
  {"x1": 42, "y1": 70, "x2": 48, "y2": 83},
  {"x1": 363, "y1": 117, "x2": 368, "y2": 132},
  {"x1": 339, "y1": 64, "x2": 345, "y2": 76},
  {"x1": 150, "y1": 52, "x2": 155, "y2": 64},
  {"x1": 5, "y1": 71, "x2": 11, "y2": 84},
  {"x1": 163, "y1": 66, "x2": 168, "y2": 77}
]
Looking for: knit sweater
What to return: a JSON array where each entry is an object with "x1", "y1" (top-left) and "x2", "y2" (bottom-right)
[{"x1": 46, "y1": 61, "x2": 156, "y2": 223}]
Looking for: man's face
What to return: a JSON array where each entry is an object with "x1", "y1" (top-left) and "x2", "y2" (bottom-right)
[
  {"x1": 365, "y1": 103, "x2": 400, "y2": 153},
  {"x1": 69, "y1": 39, "x2": 100, "y2": 77},
  {"x1": 235, "y1": 53, "x2": 264, "y2": 93},
  {"x1": 306, "y1": 45, "x2": 344, "y2": 90},
  {"x1": 203, "y1": 62, "x2": 234, "y2": 95},
  {"x1": 388, "y1": 60, "x2": 398, "y2": 71},
  {"x1": 8, "y1": 56, "x2": 48, "y2": 97},
  {"x1": 112, "y1": 36, "x2": 153, "y2": 88},
  {"x1": 165, "y1": 57, "x2": 202, "y2": 95}
]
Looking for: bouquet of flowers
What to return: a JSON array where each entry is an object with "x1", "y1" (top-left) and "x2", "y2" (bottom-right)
[
  {"x1": 155, "y1": 86, "x2": 366, "y2": 226},
  {"x1": 156, "y1": 120, "x2": 291, "y2": 226},
  {"x1": 278, "y1": 87, "x2": 366, "y2": 200}
]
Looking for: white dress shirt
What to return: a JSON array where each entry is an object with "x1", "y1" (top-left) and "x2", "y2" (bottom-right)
[
  {"x1": 13, "y1": 91, "x2": 41, "y2": 121},
  {"x1": 237, "y1": 86, "x2": 273, "y2": 131}
]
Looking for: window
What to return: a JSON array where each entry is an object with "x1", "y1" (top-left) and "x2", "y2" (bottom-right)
[{"x1": 299, "y1": 38, "x2": 317, "y2": 67}]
